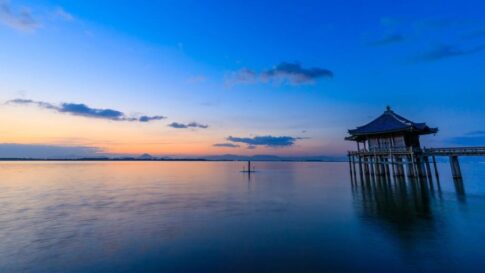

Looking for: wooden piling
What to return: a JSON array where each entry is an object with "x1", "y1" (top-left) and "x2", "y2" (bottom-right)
[
  {"x1": 450, "y1": 155, "x2": 462, "y2": 179},
  {"x1": 432, "y1": 155, "x2": 439, "y2": 180},
  {"x1": 424, "y1": 156, "x2": 433, "y2": 182}
]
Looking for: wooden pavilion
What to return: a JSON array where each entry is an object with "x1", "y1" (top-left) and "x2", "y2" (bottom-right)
[
  {"x1": 345, "y1": 106, "x2": 438, "y2": 152},
  {"x1": 346, "y1": 106, "x2": 440, "y2": 180}
]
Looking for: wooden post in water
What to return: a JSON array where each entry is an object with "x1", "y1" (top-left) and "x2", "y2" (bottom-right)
[
  {"x1": 369, "y1": 156, "x2": 375, "y2": 178},
  {"x1": 450, "y1": 156, "x2": 462, "y2": 179},
  {"x1": 358, "y1": 155, "x2": 364, "y2": 181},
  {"x1": 373, "y1": 156, "x2": 379, "y2": 177},
  {"x1": 407, "y1": 155, "x2": 416, "y2": 178},
  {"x1": 352, "y1": 155, "x2": 357, "y2": 179},
  {"x1": 432, "y1": 155, "x2": 439, "y2": 180},
  {"x1": 363, "y1": 157, "x2": 369, "y2": 176},
  {"x1": 416, "y1": 156, "x2": 427, "y2": 178},
  {"x1": 424, "y1": 156, "x2": 433, "y2": 182},
  {"x1": 348, "y1": 154, "x2": 353, "y2": 178},
  {"x1": 384, "y1": 156, "x2": 390, "y2": 178},
  {"x1": 395, "y1": 156, "x2": 404, "y2": 177}
]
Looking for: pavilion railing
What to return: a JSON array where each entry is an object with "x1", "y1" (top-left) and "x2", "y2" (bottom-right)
[
  {"x1": 349, "y1": 146, "x2": 485, "y2": 156},
  {"x1": 348, "y1": 147, "x2": 421, "y2": 156}
]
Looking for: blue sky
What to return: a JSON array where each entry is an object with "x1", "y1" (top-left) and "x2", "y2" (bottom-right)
[{"x1": 1, "y1": 0, "x2": 485, "y2": 157}]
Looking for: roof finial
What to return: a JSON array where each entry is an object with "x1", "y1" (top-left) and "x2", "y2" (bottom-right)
[{"x1": 386, "y1": 105, "x2": 391, "y2": 112}]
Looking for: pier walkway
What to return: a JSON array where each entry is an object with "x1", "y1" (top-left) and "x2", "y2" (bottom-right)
[{"x1": 347, "y1": 146, "x2": 485, "y2": 182}]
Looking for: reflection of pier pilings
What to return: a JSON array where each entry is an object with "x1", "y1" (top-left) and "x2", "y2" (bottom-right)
[{"x1": 351, "y1": 168, "x2": 440, "y2": 247}]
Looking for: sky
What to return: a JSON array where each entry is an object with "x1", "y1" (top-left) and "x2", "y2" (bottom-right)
[{"x1": 1, "y1": 0, "x2": 485, "y2": 158}]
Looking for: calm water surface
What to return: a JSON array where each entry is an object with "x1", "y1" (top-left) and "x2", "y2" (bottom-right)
[{"x1": 1, "y1": 161, "x2": 485, "y2": 273}]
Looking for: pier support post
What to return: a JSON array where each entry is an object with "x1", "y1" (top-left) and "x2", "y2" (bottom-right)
[
  {"x1": 450, "y1": 155, "x2": 462, "y2": 179},
  {"x1": 395, "y1": 156, "x2": 404, "y2": 177},
  {"x1": 384, "y1": 157, "x2": 390, "y2": 179},
  {"x1": 363, "y1": 157, "x2": 370, "y2": 176},
  {"x1": 407, "y1": 155, "x2": 416, "y2": 178},
  {"x1": 369, "y1": 157, "x2": 375, "y2": 178},
  {"x1": 348, "y1": 154, "x2": 353, "y2": 178},
  {"x1": 375, "y1": 156, "x2": 380, "y2": 176},
  {"x1": 424, "y1": 156, "x2": 433, "y2": 182},
  {"x1": 358, "y1": 155, "x2": 364, "y2": 181},
  {"x1": 352, "y1": 156, "x2": 357, "y2": 178},
  {"x1": 432, "y1": 155, "x2": 439, "y2": 181},
  {"x1": 416, "y1": 156, "x2": 427, "y2": 178}
]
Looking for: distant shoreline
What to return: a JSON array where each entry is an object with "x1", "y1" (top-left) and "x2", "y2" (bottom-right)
[{"x1": 0, "y1": 158, "x2": 346, "y2": 163}]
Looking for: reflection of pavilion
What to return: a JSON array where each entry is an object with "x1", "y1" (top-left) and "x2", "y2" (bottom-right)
[
  {"x1": 350, "y1": 170, "x2": 467, "y2": 247},
  {"x1": 351, "y1": 174, "x2": 439, "y2": 246}
]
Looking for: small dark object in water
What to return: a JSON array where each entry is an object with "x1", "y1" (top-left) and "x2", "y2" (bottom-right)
[{"x1": 241, "y1": 160, "x2": 256, "y2": 173}]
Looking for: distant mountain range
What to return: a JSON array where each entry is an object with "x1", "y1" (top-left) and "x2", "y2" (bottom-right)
[
  {"x1": 200, "y1": 154, "x2": 346, "y2": 162},
  {"x1": 0, "y1": 153, "x2": 347, "y2": 162}
]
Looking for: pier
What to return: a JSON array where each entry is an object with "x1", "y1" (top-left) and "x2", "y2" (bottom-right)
[
  {"x1": 348, "y1": 146, "x2": 485, "y2": 181},
  {"x1": 346, "y1": 107, "x2": 484, "y2": 181}
]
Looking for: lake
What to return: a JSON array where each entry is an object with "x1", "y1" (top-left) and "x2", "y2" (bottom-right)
[{"x1": 1, "y1": 161, "x2": 485, "y2": 273}]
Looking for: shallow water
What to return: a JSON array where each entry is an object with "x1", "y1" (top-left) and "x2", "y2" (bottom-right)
[{"x1": 0, "y1": 161, "x2": 484, "y2": 273}]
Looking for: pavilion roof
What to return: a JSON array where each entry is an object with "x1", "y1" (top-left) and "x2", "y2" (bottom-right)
[{"x1": 346, "y1": 106, "x2": 438, "y2": 140}]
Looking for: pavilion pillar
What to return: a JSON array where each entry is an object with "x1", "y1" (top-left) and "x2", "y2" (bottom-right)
[{"x1": 450, "y1": 156, "x2": 462, "y2": 179}]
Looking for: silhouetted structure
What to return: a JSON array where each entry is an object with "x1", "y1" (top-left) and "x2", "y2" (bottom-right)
[
  {"x1": 345, "y1": 106, "x2": 437, "y2": 151},
  {"x1": 346, "y1": 106, "x2": 485, "y2": 182},
  {"x1": 241, "y1": 160, "x2": 256, "y2": 173}
]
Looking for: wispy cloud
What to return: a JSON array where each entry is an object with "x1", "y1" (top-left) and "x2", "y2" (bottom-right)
[
  {"x1": 226, "y1": 62, "x2": 333, "y2": 86},
  {"x1": 0, "y1": 0, "x2": 39, "y2": 32},
  {"x1": 6, "y1": 99, "x2": 165, "y2": 122},
  {"x1": 225, "y1": 68, "x2": 258, "y2": 86},
  {"x1": 413, "y1": 18, "x2": 474, "y2": 32},
  {"x1": 187, "y1": 75, "x2": 207, "y2": 84},
  {"x1": 369, "y1": 34, "x2": 405, "y2": 46},
  {"x1": 227, "y1": 135, "x2": 302, "y2": 148},
  {"x1": 448, "y1": 131, "x2": 485, "y2": 146},
  {"x1": 168, "y1": 122, "x2": 208, "y2": 129},
  {"x1": 461, "y1": 29, "x2": 485, "y2": 40},
  {"x1": 53, "y1": 7, "x2": 74, "y2": 21},
  {"x1": 466, "y1": 130, "x2": 485, "y2": 136},
  {"x1": 262, "y1": 62, "x2": 334, "y2": 84},
  {"x1": 412, "y1": 44, "x2": 485, "y2": 62},
  {"x1": 213, "y1": 143, "x2": 240, "y2": 148}
]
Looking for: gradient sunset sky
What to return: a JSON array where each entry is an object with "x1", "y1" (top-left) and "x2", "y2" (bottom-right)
[{"x1": 1, "y1": 0, "x2": 485, "y2": 158}]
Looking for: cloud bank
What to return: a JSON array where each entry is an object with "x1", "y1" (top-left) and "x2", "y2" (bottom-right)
[
  {"x1": 7, "y1": 99, "x2": 165, "y2": 122},
  {"x1": 227, "y1": 62, "x2": 333, "y2": 86},
  {"x1": 413, "y1": 44, "x2": 485, "y2": 62},
  {"x1": 449, "y1": 131, "x2": 485, "y2": 146},
  {"x1": 213, "y1": 143, "x2": 240, "y2": 148},
  {"x1": 369, "y1": 34, "x2": 404, "y2": 46},
  {"x1": 0, "y1": 0, "x2": 39, "y2": 32},
  {"x1": 168, "y1": 122, "x2": 209, "y2": 129},
  {"x1": 227, "y1": 135, "x2": 302, "y2": 148}
]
